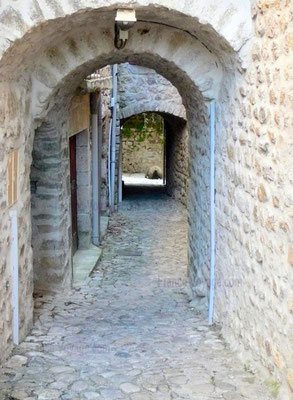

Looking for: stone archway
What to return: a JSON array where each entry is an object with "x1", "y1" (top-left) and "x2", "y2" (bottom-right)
[
  {"x1": 0, "y1": 1, "x2": 250, "y2": 363},
  {"x1": 1, "y1": 2, "x2": 293, "y2": 397},
  {"x1": 118, "y1": 63, "x2": 186, "y2": 122},
  {"x1": 120, "y1": 111, "x2": 188, "y2": 205}
]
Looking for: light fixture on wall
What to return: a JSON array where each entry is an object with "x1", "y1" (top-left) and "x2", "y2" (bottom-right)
[{"x1": 114, "y1": 9, "x2": 137, "y2": 50}]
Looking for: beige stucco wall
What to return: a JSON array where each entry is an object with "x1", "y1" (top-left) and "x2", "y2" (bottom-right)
[{"x1": 69, "y1": 94, "x2": 90, "y2": 137}]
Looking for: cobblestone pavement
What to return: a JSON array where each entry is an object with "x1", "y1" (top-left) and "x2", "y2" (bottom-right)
[{"x1": 0, "y1": 188, "x2": 273, "y2": 400}]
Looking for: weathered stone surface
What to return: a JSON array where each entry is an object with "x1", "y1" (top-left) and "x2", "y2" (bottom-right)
[
  {"x1": 145, "y1": 165, "x2": 163, "y2": 180},
  {"x1": 0, "y1": 0, "x2": 223, "y2": 369},
  {"x1": 118, "y1": 63, "x2": 186, "y2": 121},
  {"x1": 287, "y1": 369, "x2": 293, "y2": 393},
  {"x1": 166, "y1": 118, "x2": 189, "y2": 206},
  {"x1": 257, "y1": 185, "x2": 268, "y2": 202},
  {"x1": 122, "y1": 114, "x2": 164, "y2": 175},
  {"x1": 0, "y1": 0, "x2": 292, "y2": 398},
  {"x1": 84, "y1": 392, "x2": 101, "y2": 399},
  {"x1": 9, "y1": 390, "x2": 29, "y2": 400},
  {"x1": 6, "y1": 355, "x2": 28, "y2": 369},
  {"x1": 76, "y1": 128, "x2": 92, "y2": 249},
  {"x1": 288, "y1": 245, "x2": 293, "y2": 267},
  {"x1": 31, "y1": 121, "x2": 72, "y2": 294},
  {"x1": 214, "y1": 3, "x2": 293, "y2": 399},
  {"x1": 38, "y1": 389, "x2": 62, "y2": 399},
  {"x1": 71, "y1": 380, "x2": 89, "y2": 392},
  {"x1": 0, "y1": 194, "x2": 272, "y2": 400},
  {"x1": 120, "y1": 382, "x2": 140, "y2": 394}
]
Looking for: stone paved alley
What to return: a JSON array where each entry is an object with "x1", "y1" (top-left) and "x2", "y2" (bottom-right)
[{"x1": 0, "y1": 189, "x2": 273, "y2": 400}]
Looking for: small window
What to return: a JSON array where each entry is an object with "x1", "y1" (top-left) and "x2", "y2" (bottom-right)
[{"x1": 7, "y1": 150, "x2": 18, "y2": 208}]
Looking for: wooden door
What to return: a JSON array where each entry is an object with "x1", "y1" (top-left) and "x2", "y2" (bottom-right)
[{"x1": 69, "y1": 135, "x2": 78, "y2": 254}]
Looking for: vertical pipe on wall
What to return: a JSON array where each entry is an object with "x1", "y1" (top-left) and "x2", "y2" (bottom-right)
[
  {"x1": 163, "y1": 121, "x2": 167, "y2": 185},
  {"x1": 91, "y1": 91, "x2": 100, "y2": 246},
  {"x1": 10, "y1": 209, "x2": 19, "y2": 345},
  {"x1": 110, "y1": 64, "x2": 118, "y2": 213},
  {"x1": 118, "y1": 131, "x2": 123, "y2": 204},
  {"x1": 98, "y1": 93, "x2": 103, "y2": 223},
  {"x1": 108, "y1": 119, "x2": 112, "y2": 208},
  {"x1": 208, "y1": 100, "x2": 216, "y2": 325}
]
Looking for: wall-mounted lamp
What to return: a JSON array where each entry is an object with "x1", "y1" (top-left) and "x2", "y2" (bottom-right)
[{"x1": 114, "y1": 9, "x2": 137, "y2": 50}]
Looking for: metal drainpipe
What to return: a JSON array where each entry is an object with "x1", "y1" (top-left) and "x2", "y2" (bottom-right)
[
  {"x1": 118, "y1": 128, "x2": 123, "y2": 204},
  {"x1": 163, "y1": 122, "x2": 167, "y2": 185},
  {"x1": 108, "y1": 119, "x2": 112, "y2": 208},
  {"x1": 110, "y1": 64, "x2": 118, "y2": 213},
  {"x1": 91, "y1": 91, "x2": 100, "y2": 246},
  {"x1": 10, "y1": 209, "x2": 19, "y2": 345},
  {"x1": 208, "y1": 100, "x2": 216, "y2": 325},
  {"x1": 98, "y1": 93, "x2": 103, "y2": 224}
]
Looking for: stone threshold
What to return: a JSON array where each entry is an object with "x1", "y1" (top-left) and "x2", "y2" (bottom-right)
[
  {"x1": 101, "y1": 216, "x2": 109, "y2": 240},
  {"x1": 73, "y1": 244, "x2": 103, "y2": 287},
  {"x1": 73, "y1": 216, "x2": 109, "y2": 287}
]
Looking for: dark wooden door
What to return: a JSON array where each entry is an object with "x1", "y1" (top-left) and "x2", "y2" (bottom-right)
[{"x1": 69, "y1": 135, "x2": 78, "y2": 255}]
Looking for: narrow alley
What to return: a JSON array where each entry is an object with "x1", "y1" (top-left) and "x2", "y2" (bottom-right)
[{"x1": 0, "y1": 191, "x2": 272, "y2": 400}]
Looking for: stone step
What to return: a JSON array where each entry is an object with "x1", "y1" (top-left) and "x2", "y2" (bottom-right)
[{"x1": 73, "y1": 245, "x2": 103, "y2": 287}]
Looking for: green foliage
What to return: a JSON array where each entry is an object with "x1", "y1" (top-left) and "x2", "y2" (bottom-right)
[
  {"x1": 123, "y1": 126, "x2": 132, "y2": 138},
  {"x1": 122, "y1": 113, "x2": 164, "y2": 143},
  {"x1": 265, "y1": 379, "x2": 280, "y2": 399}
]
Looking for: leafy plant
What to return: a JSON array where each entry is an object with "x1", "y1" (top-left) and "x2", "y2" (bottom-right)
[
  {"x1": 122, "y1": 113, "x2": 164, "y2": 144},
  {"x1": 265, "y1": 379, "x2": 280, "y2": 399}
]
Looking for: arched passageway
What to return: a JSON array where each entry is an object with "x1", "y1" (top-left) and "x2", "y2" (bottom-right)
[
  {"x1": 0, "y1": 0, "x2": 249, "y2": 362},
  {"x1": 0, "y1": 6, "x2": 232, "y2": 354},
  {"x1": 120, "y1": 111, "x2": 189, "y2": 206},
  {"x1": 1, "y1": 179, "x2": 274, "y2": 399},
  {"x1": 2, "y1": 1, "x2": 293, "y2": 398}
]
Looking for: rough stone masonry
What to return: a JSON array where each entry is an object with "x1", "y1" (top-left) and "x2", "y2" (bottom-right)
[
  {"x1": 0, "y1": 191, "x2": 274, "y2": 400},
  {"x1": 0, "y1": 0, "x2": 292, "y2": 398},
  {"x1": 118, "y1": 63, "x2": 189, "y2": 205}
]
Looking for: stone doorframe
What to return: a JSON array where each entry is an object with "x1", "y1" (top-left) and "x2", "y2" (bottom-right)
[
  {"x1": 31, "y1": 123, "x2": 93, "y2": 294},
  {"x1": 30, "y1": 120, "x2": 72, "y2": 294},
  {"x1": 119, "y1": 111, "x2": 189, "y2": 206},
  {"x1": 74, "y1": 129, "x2": 92, "y2": 250}
]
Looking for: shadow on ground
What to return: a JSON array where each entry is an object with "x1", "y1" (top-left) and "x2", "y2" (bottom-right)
[{"x1": 123, "y1": 183, "x2": 167, "y2": 201}]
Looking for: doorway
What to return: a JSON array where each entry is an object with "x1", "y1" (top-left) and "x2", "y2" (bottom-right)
[
  {"x1": 121, "y1": 113, "x2": 165, "y2": 198},
  {"x1": 69, "y1": 135, "x2": 78, "y2": 255}
]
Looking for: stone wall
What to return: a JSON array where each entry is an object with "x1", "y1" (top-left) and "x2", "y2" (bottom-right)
[
  {"x1": 0, "y1": 1, "x2": 292, "y2": 397},
  {"x1": 118, "y1": 63, "x2": 186, "y2": 121},
  {"x1": 69, "y1": 94, "x2": 92, "y2": 250},
  {"x1": 0, "y1": 79, "x2": 35, "y2": 363},
  {"x1": 118, "y1": 63, "x2": 188, "y2": 202},
  {"x1": 166, "y1": 118, "x2": 189, "y2": 206},
  {"x1": 31, "y1": 93, "x2": 92, "y2": 293},
  {"x1": 30, "y1": 117, "x2": 72, "y2": 294},
  {"x1": 213, "y1": 2, "x2": 293, "y2": 398},
  {"x1": 0, "y1": 11, "x2": 236, "y2": 370},
  {"x1": 122, "y1": 120, "x2": 164, "y2": 175},
  {"x1": 100, "y1": 111, "x2": 111, "y2": 214},
  {"x1": 122, "y1": 136, "x2": 163, "y2": 175},
  {"x1": 99, "y1": 68, "x2": 113, "y2": 214},
  {"x1": 76, "y1": 129, "x2": 91, "y2": 249},
  {"x1": 187, "y1": 101, "x2": 211, "y2": 311}
]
